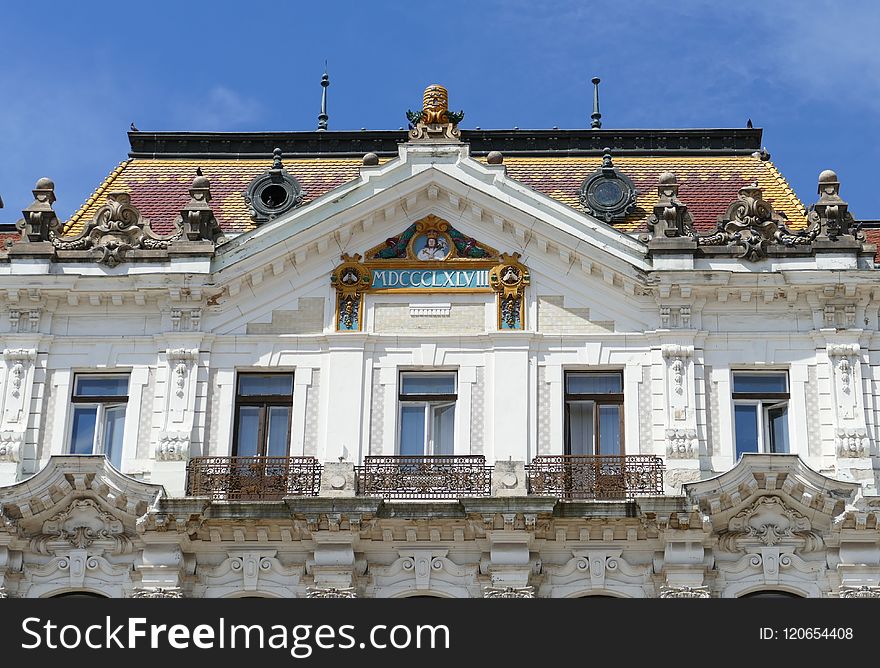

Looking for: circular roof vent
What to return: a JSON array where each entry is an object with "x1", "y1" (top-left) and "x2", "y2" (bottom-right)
[
  {"x1": 244, "y1": 148, "x2": 305, "y2": 223},
  {"x1": 578, "y1": 148, "x2": 638, "y2": 223}
]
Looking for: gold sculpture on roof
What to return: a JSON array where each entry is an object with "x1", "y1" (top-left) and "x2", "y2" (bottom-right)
[
  {"x1": 422, "y1": 84, "x2": 450, "y2": 124},
  {"x1": 406, "y1": 84, "x2": 464, "y2": 142}
]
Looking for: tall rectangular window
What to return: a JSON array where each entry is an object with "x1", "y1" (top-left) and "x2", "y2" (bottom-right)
[
  {"x1": 732, "y1": 371, "x2": 790, "y2": 458},
  {"x1": 70, "y1": 374, "x2": 129, "y2": 469},
  {"x1": 398, "y1": 372, "x2": 457, "y2": 456},
  {"x1": 565, "y1": 372, "x2": 624, "y2": 455},
  {"x1": 233, "y1": 373, "x2": 294, "y2": 457}
]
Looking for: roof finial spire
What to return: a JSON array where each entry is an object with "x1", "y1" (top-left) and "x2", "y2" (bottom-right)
[
  {"x1": 590, "y1": 77, "x2": 602, "y2": 129},
  {"x1": 317, "y1": 64, "x2": 329, "y2": 131}
]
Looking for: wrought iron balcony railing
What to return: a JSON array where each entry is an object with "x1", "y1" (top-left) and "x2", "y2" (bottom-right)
[
  {"x1": 186, "y1": 456, "x2": 322, "y2": 501},
  {"x1": 355, "y1": 455, "x2": 492, "y2": 499},
  {"x1": 526, "y1": 455, "x2": 664, "y2": 500}
]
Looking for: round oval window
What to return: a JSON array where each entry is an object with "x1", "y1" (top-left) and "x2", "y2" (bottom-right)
[
  {"x1": 591, "y1": 179, "x2": 624, "y2": 208},
  {"x1": 260, "y1": 184, "x2": 288, "y2": 209}
]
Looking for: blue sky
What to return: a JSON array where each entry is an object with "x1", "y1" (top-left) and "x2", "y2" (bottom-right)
[{"x1": 1, "y1": 0, "x2": 879, "y2": 221}]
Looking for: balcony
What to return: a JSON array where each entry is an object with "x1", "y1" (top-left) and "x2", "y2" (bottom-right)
[
  {"x1": 526, "y1": 455, "x2": 665, "y2": 500},
  {"x1": 185, "y1": 456, "x2": 322, "y2": 501},
  {"x1": 355, "y1": 455, "x2": 492, "y2": 499}
]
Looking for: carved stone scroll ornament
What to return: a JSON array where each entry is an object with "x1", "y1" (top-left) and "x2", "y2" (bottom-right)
[
  {"x1": 29, "y1": 499, "x2": 132, "y2": 555},
  {"x1": 406, "y1": 84, "x2": 464, "y2": 142},
  {"x1": 306, "y1": 586, "x2": 357, "y2": 599},
  {"x1": 50, "y1": 192, "x2": 181, "y2": 267},
  {"x1": 331, "y1": 254, "x2": 372, "y2": 332},
  {"x1": 489, "y1": 253, "x2": 530, "y2": 330},
  {"x1": 695, "y1": 183, "x2": 818, "y2": 261},
  {"x1": 718, "y1": 496, "x2": 822, "y2": 552}
]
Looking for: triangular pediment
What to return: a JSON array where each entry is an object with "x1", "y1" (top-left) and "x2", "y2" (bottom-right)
[
  {"x1": 364, "y1": 214, "x2": 499, "y2": 263},
  {"x1": 203, "y1": 145, "x2": 659, "y2": 335}
]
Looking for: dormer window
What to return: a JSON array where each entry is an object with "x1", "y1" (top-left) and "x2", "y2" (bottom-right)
[
  {"x1": 578, "y1": 149, "x2": 638, "y2": 223},
  {"x1": 244, "y1": 148, "x2": 304, "y2": 223}
]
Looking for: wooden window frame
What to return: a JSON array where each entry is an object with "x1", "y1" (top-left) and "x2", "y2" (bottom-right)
[
  {"x1": 563, "y1": 371, "x2": 625, "y2": 456},
  {"x1": 232, "y1": 372, "x2": 295, "y2": 457}
]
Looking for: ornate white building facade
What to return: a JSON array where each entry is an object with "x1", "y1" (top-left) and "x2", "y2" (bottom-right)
[{"x1": 0, "y1": 85, "x2": 879, "y2": 599}]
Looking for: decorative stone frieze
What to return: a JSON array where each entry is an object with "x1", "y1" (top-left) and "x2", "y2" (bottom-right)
[
  {"x1": 131, "y1": 587, "x2": 183, "y2": 599},
  {"x1": 658, "y1": 585, "x2": 710, "y2": 598},
  {"x1": 838, "y1": 585, "x2": 880, "y2": 599},
  {"x1": 199, "y1": 551, "x2": 302, "y2": 597},
  {"x1": 483, "y1": 586, "x2": 534, "y2": 598},
  {"x1": 306, "y1": 586, "x2": 357, "y2": 599}
]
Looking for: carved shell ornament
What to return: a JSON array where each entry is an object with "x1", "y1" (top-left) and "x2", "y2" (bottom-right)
[
  {"x1": 50, "y1": 192, "x2": 181, "y2": 266},
  {"x1": 726, "y1": 496, "x2": 813, "y2": 547}
]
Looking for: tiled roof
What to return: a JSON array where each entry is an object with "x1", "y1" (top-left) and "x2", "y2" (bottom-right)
[
  {"x1": 64, "y1": 153, "x2": 807, "y2": 237},
  {"x1": 64, "y1": 158, "x2": 369, "y2": 236},
  {"x1": 496, "y1": 155, "x2": 808, "y2": 232}
]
